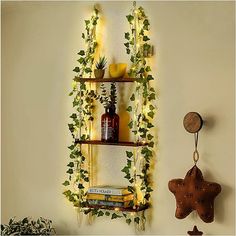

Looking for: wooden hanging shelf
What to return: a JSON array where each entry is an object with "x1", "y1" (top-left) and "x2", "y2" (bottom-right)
[
  {"x1": 74, "y1": 77, "x2": 136, "y2": 83},
  {"x1": 75, "y1": 140, "x2": 148, "y2": 147},
  {"x1": 84, "y1": 204, "x2": 149, "y2": 212}
]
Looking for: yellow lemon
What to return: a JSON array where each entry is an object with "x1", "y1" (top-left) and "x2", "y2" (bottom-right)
[{"x1": 109, "y1": 63, "x2": 127, "y2": 78}]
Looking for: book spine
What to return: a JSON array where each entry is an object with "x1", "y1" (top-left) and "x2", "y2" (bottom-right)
[
  {"x1": 87, "y1": 200, "x2": 124, "y2": 207},
  {"x1": 87, "y1": 194, "x2": 133, "y2": 202},
  {"x1": 88, "y1": 188, "x2": 123, "y2": 196}
]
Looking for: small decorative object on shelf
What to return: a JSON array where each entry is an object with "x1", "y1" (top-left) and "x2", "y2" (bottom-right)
[
  {"x1": 101, "y1": 104, "x2": 119, "y2": 142},
  {"x1": 94, "y1": 56, "x2": 107, "y2": 79},
  {"x1": 187, "y1": 225, "x2": 203, "y2": 235},
  {"x1": 109, "y1": 63, "x2": 127, "y2": 78},
  {"x1": 100, "y1": 81, "x2": 119, "y2": 142},
  {"x1": 168, "y1": 112, "x2": 221, "y2": 223}
]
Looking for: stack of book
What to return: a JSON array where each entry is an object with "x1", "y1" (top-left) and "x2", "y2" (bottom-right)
[{"x1": 86, "y1": 185, "x2": 134, "y2": 208}]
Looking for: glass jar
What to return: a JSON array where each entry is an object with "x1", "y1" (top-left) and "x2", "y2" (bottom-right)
[{"x1": 101, "y1": 105, "x2": 119, "y2": 142}]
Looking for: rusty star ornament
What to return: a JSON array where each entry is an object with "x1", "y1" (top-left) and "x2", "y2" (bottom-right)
[
  {"x1": 187, "y1": 225, "x2": 203, "y2": 235},
  {"x1": 168, "y1": 165, "x2": 221, "y2": 223}
]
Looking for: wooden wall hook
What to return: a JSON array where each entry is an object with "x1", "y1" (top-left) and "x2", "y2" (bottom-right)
[{"x1": 183, "y1": 112, "x2": 203, "y2": 133}]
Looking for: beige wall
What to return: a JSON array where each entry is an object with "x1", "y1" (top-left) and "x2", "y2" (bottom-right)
[{"x1": 1, "y1": 1, "x2": 235, "y2": 235}]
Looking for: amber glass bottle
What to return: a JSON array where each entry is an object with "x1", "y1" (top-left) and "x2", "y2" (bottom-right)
[{"x1": 101, "y1": 105, "x2": 119, "y2": 142}]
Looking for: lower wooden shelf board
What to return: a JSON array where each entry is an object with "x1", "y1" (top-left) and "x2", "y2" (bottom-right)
[
  {"x1": 84, "y1": 204, "x2": 149, "y2": 212},
  {"x1": 75, "y1": 140, "x2": 148, "y2": 147}
]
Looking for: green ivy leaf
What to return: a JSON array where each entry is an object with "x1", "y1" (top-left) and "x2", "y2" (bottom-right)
[
  {"x1": 144, "y1": 193, "x2": 151, "y2": 200},
  {"x1": 126, "y1": 219, "x2": 132, "y2": 225},
  {"x1": 147, "y1": 123, "x2": 154, "y2": 128},
  {"x1": 121, "y1": 166, "x2": 130, "y2": 173},
  {"x1": 70, "y1": 113, "x2": 77, "y2": 119},
  {"x1": 62, "y1": 180, "x2": 70, "y2": 186},
  {"x1": 94, "y1": 7, "x2": 99, "y2": 15},
  {"x1": 80, "y1": 134, "x2": 86, "y2": 141},
  {"x1": 129, "y1": 178, "x2": 134, "y2": 184},
  {"x1": 105, "y1": 211, "x2": 110, "y2": 216},
  {"x1": 143, "y1": 19, "x2": 150, "y2": 26},
  {"x1": 126, "y1": 15, "x2": 134, "y2": 23},
  {"x1": 148, "y1": 141, "x2": 154, "y2": 148},
  {"x1": 148, "y1": 93, "x2": 156, "y2": 101},
  {"x1": 130, "y1": 56, "x2": 135, "y2": 63},
  {"x1": 63, "y1": 190, "x2": 72, "y2": 197},
  {"x1": 126, "y1": 48, "x2": 130, "y2": 54},
  {"x1": 124, "y1": 42, "x2": 129, "y2": 48},
  {"x1": 134, "y1": 217, "x2": 140, "y2": 224},
  {"x1": 124, "y1": 174, "x2": 131, "y2": 180},
  {"x1": 143, "y1": 36, "x2": 150, "y2": 41},
  {"x1": 126, "y1": 106, "x2": 132, "y2": 112},
  {"x1": 139, "y1": 29, "x2": 144, "y2": 36},
  {"x1": 128, "y1": 121, "x2": 133, "y2": 129},
  {"x1": 68, "y1": 144, "x2": 75, "y2": 150},
  {"x1": 84, "y1": 209, "x2": 91, "y2": 215},
  {"x1": 143, "y1": 24, "x2": 149, "y2": 30},
  {"x1": 149, "y1": 104, "x2": 155, "y2": 110},
  {"x1": 138, "y1": 68, "x2": 145, "y2": 73},
  {"x1": 147, "y1": 75, "x2": 154, "y2": 81},
  {"x1": 126, "y1": 151, "x2": 134, "y2": 158},
  {"x1": 69, "y1": 153, "x2": 75, "y2": 159},
  {"x1": 146, "y1": 66, "x2": 151, "y2": 72},
  {"x1": 98, "y1": 211, "x2": 104, "y2": 217},
  {"x1": 147, "y1": 186, "x2": 153, "y2": 192},
  {"x1": 125, "y1": 32, "x2": 130, "y2": 40},
  {"x1": 78, "y1": 57, "x2": 84, "y2": 64},
  {"x1": 78, "y1": 50, "x2": 85, "y2": 56},
  {"x1": 91, "y1": 209, "x2": 98, "y2": 216},
  {"x1": 148, "y1": 111, "x2": 154, "y2": 119},
  {"x1": 67, "y1": 168, "x2": 73, "y2": 174},
  {"x1": 147, "y1": 134, "x2": 154, "y2": 140},
  {"x1": 85, "y1": 68, "x2": 92, "y2": 73},
  {"x1": 73, "y1": 67, "x2": 80, "y2": 73},
  {"x1": 127, "y1": 160, "x2": 132, "y2": 168},
  {"x1": 130, "y1": 94, "x2": 135, "y2": 101},
  {"x1": 67, "y1": 162, "x2": 74, "y2": 168},
  {"x1": 84, "y1": 177, "x2": 89, "y2": 182},
  {"x1": 78, "y1": 183, "x2": 84, "y2": 189},
  {"x1": 111, "y1": 213, "x2": 122, "y2": 219},
  {"x1": 85, "y1": 20, "x2": 90, "y2": 25}
]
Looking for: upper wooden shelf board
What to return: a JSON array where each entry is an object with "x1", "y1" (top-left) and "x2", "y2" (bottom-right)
[
  {"x1": 74, "y1": 77, "x2": 136, "y2": 83},
  {"x1": 75, "y1": 140, "x2": 148, "y2": 147},
  {"x1": 84, "y1": 203, "x2": 149, "y2": 212}
]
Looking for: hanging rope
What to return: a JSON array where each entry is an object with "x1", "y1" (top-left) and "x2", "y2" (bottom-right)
[{"x1": 193, "y1": 132, "x2": 199, "y2": 165}]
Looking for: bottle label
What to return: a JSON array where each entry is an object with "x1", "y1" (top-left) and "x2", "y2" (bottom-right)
[{"x1": 102, "y1": 119, "x2": 114, "y2": 140}]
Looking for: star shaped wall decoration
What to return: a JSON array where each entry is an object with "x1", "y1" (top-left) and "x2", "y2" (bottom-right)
[
  {"x1": 168, "y1": 165, "x2": 221, "y2": 223},
  {"x1": 187, "y1": 225, "x2": 203, "y2": 235}
]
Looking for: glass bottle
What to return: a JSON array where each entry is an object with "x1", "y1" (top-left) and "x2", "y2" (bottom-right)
[{"x1": 101, "y1": 105, "x2": 119, "y2": 142}]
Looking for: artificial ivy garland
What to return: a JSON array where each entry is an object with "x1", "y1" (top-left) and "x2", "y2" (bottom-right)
[
  {"x1": 122, "y1": 2, "x2": 156, "y2": 229},
  {"x1": 63, "y1": 7, "x2": 99, "y2": 208},
  {"x1": 63, "y1": 3, "x2": 156, "y2": 231}
]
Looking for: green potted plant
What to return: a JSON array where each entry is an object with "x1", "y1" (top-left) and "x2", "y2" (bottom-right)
[
  {"x1": 94, "y1": 56, "x2": 107, "y2": 79},
  {"x1": 1, "y1": 217, "x2": 56, "y2": 235}
]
